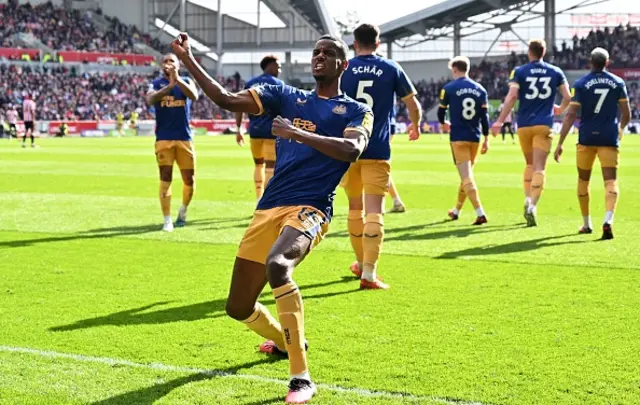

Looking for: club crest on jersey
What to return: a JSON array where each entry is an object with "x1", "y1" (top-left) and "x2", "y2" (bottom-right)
[
  {"x1": 296, "y1": 98, "x2": 307, "y2": 105},
  {"x1": 332, "y1": 104, "x2": 347, "y2": 115}
]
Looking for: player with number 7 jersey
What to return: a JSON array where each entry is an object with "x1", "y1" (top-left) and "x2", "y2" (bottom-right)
[{"x1": 494, "y1": 39, "x2": 572, "y2": 227}]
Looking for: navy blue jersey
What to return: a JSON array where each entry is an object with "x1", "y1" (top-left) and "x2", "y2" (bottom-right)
[
  {"x1": 341, "y1": 54, "x2": 415, "y2": 160},
  {"x1": 440, "y1": 77, "x2": 489, "y2": 142},
  {"x1": 249, "y1": 84, "x2": 373, "y2": 220},
  {"x1": 244, "y1": 73, "x2": 285, "y2": 139},
  {"x1": 149, "y1": 76, "x2": 193, "y2": 141},
  {"x1": 509, "y1": 61, "x2": 567, "y2": 128},
  {"x1": 572, "y1": 71, "x2": 628, "y2": 147}
]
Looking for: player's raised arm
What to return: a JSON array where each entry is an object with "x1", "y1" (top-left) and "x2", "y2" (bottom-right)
[
  {"x1": 146, "y1": 76, "x2": 176, "y2": 106},
  {"x1": 176, "y1": 76, "x2": 199, "y2": 101},
  {"x1": 171, "y1": 33, "x2": 261, "y2": 115}
]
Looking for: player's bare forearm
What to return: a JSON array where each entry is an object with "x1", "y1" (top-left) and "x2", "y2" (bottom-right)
[
  {"x1": 497, "y1": 87, "x2": 518, "y2": 122},
  {"x1": 235, "y1": 111, "x2": 244, "y2": 128},
  {"x1": 557, "y1": 84, "x2": 572, "y2": 113},
  {"x1": 180, "y1": 54, "x2": 260, "y2": 114},
  {"x1": 405, "y1": 96, "x2": 422, "y2": 129},
  {"x1": 290, "y1": 129, "x2": 366, "y2": 162},
  {"x1": 619, "y1": 101, "x2": 631, "y2": 131},
  {"x1": 558, "y1": 106, "x2": 578, "y2": 144},
  {"x1": 176, "y1": 78, "x2": 198, "y2": 101},
  {"x1": 146, "y1": 85, "x2": 174, "y2": 106}
]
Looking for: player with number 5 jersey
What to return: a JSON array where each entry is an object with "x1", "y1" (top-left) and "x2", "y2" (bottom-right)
[
  {"x1": 439, "y1": 56, "x2": 490, "y2": 225},
  {"x1": 340, "y1": 23, "x2": 423, "y2": 290},
  {"x1": 493, "y1": 39, "x2": 572, "y2": 227}
]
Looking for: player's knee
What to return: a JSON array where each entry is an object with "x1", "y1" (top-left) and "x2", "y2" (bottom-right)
[
  {"x1": 265, "y1": 254, "x2": 292, "y2": 288},
  {"x1": 225, "y1": 299, "x2": 254, "y2": 321}
]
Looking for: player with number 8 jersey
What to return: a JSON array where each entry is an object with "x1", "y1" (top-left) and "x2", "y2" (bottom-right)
[
  {"x1": 494, "y1": 39, "x2": 572, "y2": 227},
  {"x1": 439, "y1": 56, "x2": 490, "y2": 225},
  {"x1": 339, "y1": 23, "x2": 423, "y2": 290}
]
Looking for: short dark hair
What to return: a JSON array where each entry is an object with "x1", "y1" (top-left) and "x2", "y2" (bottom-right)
[
  {"x1": 260, "y1": 55, "x2": 279, "y2": 71},
  {"x1": 318, "y1": 34, "x2": 349, "y2": 60},
  {"x1": 353, "y1": 23, "x2": 380, "y2": 48},
  {"x1": 528, "y1": 39, "x2": 546, "y2": 59}
]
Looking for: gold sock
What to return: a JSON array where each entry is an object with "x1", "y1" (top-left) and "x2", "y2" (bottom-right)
[
  {"x1": 242, "y1": 303, "x2": 285, "y2": 349},
  {"x1": 182, "y1": 184, "x2": 194, "y2": 207},
  {"x1": 363, "y1": 213, "x2": 384, "y2": 278},
  {"x1": 265, "y1": 166, "x2": 274, "y2": 188},
  {"x1": 531, "y1": 171, "x2": 546, "y2": 205},
  {"x1": 274, "y1": 282, "x2": 307, "y2": 376},
  {"x1": 455, "y1": 182, "x2": 466, "y2": 210},
  {"x1": 605, "y1": 179, "x2": 619, "y2": 212},
  {"x1": 159, "y1": 181, "x2": 172, "y2": 216},
  {"x1": 254, "y1": 164, "x2": 265, "y2": 198},
  {"x1": 523, "y1": 165, "x2": 533, "y2": 198},
  {"x1": 347, "y1": 210, "x2": 364, "y2": 264},
  {"x1": 578, "y1": 179, "x2": 590, "y2": 217}
]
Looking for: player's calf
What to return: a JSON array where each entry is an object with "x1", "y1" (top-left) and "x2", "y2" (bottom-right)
[
  {"x1": 604, "y1": 179, "x2": 618, "y2": 226},
  {"x1": 577, "y1": 178, "x2": 592, "y2": 232}
]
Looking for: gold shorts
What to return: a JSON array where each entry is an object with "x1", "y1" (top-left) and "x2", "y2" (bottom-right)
[
  {"x1": 250, "y1": 138, "x2": 276, "y2": 161},
  {"x1": 155, "y1": 140, "x2": 195, "y2": 169},
  {"x1": 450, "y1": 141, "x2": 479, "y2": 166},
  {"x1": 237, "y1": 206, "x2": 329, "y2": 265},
  {"x1": 341, "y1": 159, "x2": 391, "y2": 197},
  {"x1": 517, "y1": 125, "x2": 553, "y2": 154},
  {"x1": 576, "y1": 144, "x2": 619, "y2": 170}
]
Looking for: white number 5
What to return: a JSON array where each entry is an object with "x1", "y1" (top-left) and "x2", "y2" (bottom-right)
[{"x1": 357, "y1": 80, "x2": 374, "y2": 108}]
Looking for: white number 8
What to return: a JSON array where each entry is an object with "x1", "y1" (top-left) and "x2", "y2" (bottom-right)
[{"x1": 462, "y1": 97, "x2": 476, "y2": 120}]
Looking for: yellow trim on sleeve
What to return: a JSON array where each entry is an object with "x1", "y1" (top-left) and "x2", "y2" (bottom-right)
[
  {"x1": 401, "y1": 92, "x2": 417, "y2": 102},
  {"x1": 344, "y1": 126, "x2": 369, "y2": 139},
  {"x1": 248, "y1": 88, "x2": 264, "y2": 116},
  {"x1": 439, "y1": 104, "x2": 447, "y2": 109},
  {"x1": 619, "y1": 98, "x2": 629, "y2": 102}
]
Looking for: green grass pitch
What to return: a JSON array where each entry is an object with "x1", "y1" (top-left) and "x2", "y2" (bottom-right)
[{"x1": 1, "y1": 135, "x2": 639, "y2": 405}]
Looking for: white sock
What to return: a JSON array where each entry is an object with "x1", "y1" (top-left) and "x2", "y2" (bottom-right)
[
  {"x1": 583, "y1": 216, "x2": 592, "y2": 229},
  {"x1": 475, "y1": 207, "x2": 485, "y2": 217},
  {"x1": 604, "y1": 211, "x2": 614, "y2": 225},
  {"x1": 179, "y1": 205, "x2": 187, "y2": 217},
  {"x1": 524, "y1": 196, "x2": 532, "y2": 207},
  {"x1": 291, "y1": 371, "x2": 311, "y2": 382},
  {"x1": 452, "y1": 207, "x2": 460, "y2": 216},
  {"x1": 164, "y1": 215, "x2": 172, "y2": 223},
  {"x1": 527, "y1": 204, "x2": 537, "y2": 215},
  {"x1": 361, "y1": 263, "x2": 376, "y2": 282},
  {"x1": 393, "y1": 196, "x2": 403, "y2": 206}
]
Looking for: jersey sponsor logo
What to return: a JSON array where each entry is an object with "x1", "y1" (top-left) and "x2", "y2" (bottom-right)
[
  {"x1": 440, "y1": 89, "x2": 445, "y2": 100},
  {"x1": 332, "y1": 104, "x2": 347, "y2": 115},
  {"x1": 361, "y1": 111, "x2": 374, "y2": 134},
  {"x1": 292, "y1": 118, "x2": 316, "y2": 132},
  {"x1": 509, "y1": 69, "x2": 515, "y2": 80},
  {"x1": 160, "y1": 96, "x2": 186, "y2": 108}
]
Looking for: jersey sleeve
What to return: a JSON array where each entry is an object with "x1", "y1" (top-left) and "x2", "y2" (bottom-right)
[
  {"x1": 147, "y1": 80, "x2": 158, "y2": 94},
  {"x1": 618, "y1": 80, "x2": 629, "y2": 102},
  {"x1": 345, "y1": 104, "x2": 374, "y2": 139},
  {"x1": 394, "y1": 63, "x2": 417, "y2": 101},
  {"x1": 570, "y1": 83, "x2": 581, "y2": 106},
  {"x1": 509, "y1": 68, "x2": 520, "y2": 88},
  {"x1": 439, "y1": 86, "x2": 449, "y2": 109},
  {"x1": 248, "y1": 84, "x2": 288, "y2": 116}
]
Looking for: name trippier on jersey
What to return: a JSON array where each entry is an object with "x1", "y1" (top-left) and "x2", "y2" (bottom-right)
[
  {"x1": 455, "y1": 88, "x2": 483, "y2": 98},
  {"x1": 584, "y1": 78, "x2": 619, "y2": 90},
  {"x1": 530, "y1": 68, "x2": 548, "y2": 74},
  {"x1": 350, "y1": 65, "x2": 384, "y2": 77}
]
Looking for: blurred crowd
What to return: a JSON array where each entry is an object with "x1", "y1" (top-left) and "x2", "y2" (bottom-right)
[
  {"x1": 0, "y1": 64, "x2": 244, "y2": 121},
  {"x1": 0, "y1": 0, "x2": 163, "y2": 54}
]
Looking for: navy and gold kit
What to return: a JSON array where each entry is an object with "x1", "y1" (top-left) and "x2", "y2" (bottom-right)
[
  {"x1": 571, "y1": 70, "x2": 628, "y2": 169},
  {"x1": 440, "y1": 77, "x2": 489, "y2": 165},
  {"x1": 236, "y1": 84, "x2": 373, "y2": 264},
  {"x1": 245, "y1": 74, "x2": 285, "y2": 161},
  {"x1": 149, "y1": 76, "x2": 194, "y2": 169},
  {"x1": 509, "y1": 61, "x2": 567, "y2": 153},
  {"x1": 340, "y1": 54, "x2": 415, "y2": 196}
]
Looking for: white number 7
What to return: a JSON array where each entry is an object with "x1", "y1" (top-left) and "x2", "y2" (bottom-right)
[
  {"x1": 356, "y1": 80, "x2": 374, "y2": 108},
  {"x1": 594, "y1": 88, "x2": 610, "y2": 113}
]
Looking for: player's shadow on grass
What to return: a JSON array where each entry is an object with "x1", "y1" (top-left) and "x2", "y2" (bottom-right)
[
  {"x1": 89, "y1": 357, "x2": 281, "y2": 405},
  {"x1": 385, "y1": 223, "x2": 523, "y2": 242},
  {"x1": 437, "y1": 234, "x2": 585, "y2": 259},
  {"x1": 49, "y1": 277, "x2": 359, "y2": 332},
  {"x1": 0, "y1": 216, "x2": 250, "y2": 248}
]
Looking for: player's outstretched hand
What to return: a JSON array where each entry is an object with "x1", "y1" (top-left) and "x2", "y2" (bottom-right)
[
  {"x1": 481, "y1": 138, "x2": 489, "y2": 154},
  {"x1": 272, "y1": 116, "x2": 296, "y2": 139},
  {"x1": 490, "y1": 121, "x2": 502, "y2": 137},
  {"x1": 171, "y1": 33, "x2": 192, "y2": 60},
  {"x1": 407, "y1": 123, "x2": 420, "y2": 141},
  {"x1": 167, "y1": 65, "x2": 178, "y2": 87},
  {"x1": 554, "y1": 145, "x2": 563, "y2": 163}
]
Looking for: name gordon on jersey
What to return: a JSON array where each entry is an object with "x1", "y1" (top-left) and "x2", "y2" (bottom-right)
[
  {"x1": 160, "y1": 96, "x2": 186, "y2": 108},
  {"x1": 455, "y1": 87, "x2": 483, "y2": 97},
  {"x1": 584, "y1": 77, "x2": 619, "y2": 89},
  {"x1": 351, "y1": 65, "x2": 384, "y2": 77}
]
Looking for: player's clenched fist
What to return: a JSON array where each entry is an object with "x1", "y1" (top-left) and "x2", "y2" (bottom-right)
[
  {"x1": 171, "y1": 33, "x2": 192, "y2": 60},
  {"x1": 271, "y1": 116, "x2": 297, "y2": 140}
]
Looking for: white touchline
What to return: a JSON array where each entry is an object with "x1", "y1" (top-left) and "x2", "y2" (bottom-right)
[{"x1": 0, "y1": 345, "x2": 485, "y2": 405}]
